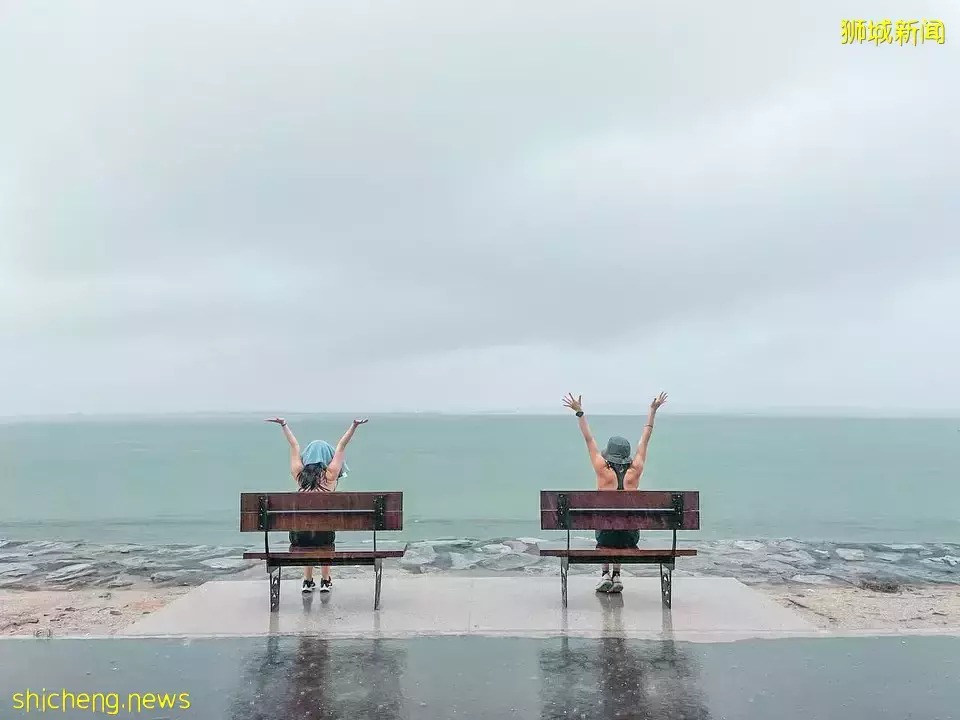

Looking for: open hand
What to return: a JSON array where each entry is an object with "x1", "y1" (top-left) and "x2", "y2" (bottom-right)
[
  {"x1": 264, "y1": 417, "x2": 286, "y2": 425},
  {"x1": 352, "y1": 418, "x2": 369, "y2": 427},
  {"x1": 562, "y1": 393, "x2": 583, "y2": 414},
  {"x1": 650, "y1": 392, "x2": 668, "y2": 411}
]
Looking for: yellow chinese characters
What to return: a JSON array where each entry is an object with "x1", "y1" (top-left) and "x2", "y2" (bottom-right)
[{"x1": 841, "y1": 19, "x2": 946, "y2": 45}]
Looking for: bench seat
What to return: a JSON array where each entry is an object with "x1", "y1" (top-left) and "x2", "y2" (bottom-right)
[
  {"x1": 243, "y1": 549, "x2": 406, "y2": 566},
  {"x1": 539, "y1": 548, "x2": 697, "y2": 561}
]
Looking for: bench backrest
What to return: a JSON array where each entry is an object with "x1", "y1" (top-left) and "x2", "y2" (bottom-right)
[
  {"x1": 240, "y1": 492, "x2": 403, "y2": 533},
  {"x1": 540, "y1": 490, "x2": 699, "y2": 531}
]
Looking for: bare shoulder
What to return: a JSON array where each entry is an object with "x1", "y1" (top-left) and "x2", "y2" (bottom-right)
[{"x1": 623, "y1": 466, "x2": 643, "y2": 489}]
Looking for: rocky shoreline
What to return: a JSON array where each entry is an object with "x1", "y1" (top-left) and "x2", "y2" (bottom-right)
[{"x1": 0, "y1": 537, "x2": 957, "y2": 591}]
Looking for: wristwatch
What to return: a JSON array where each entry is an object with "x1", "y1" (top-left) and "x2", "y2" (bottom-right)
[{"x1": 576, "y1": 411, "x2": 584, "y2": 417}]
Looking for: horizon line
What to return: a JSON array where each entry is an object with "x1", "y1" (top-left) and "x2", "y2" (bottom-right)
[{"x1": 2, "y1": 408, "x2": 960, "y2": 421}]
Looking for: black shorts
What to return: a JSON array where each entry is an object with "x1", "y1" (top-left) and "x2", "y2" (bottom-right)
[
  {"x1": 595, "y1": 530, "x2": 640, "y2": 549},
  {"x1": 289, "y1": 531, "x2": 336, "y2": 548}
]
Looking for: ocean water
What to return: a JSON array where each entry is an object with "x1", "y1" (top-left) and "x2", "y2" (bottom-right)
[
  {"x1": 2, "y1": 413, "x2": 959, "y2": 547},
  {"x1": 2, "y1": 414, "x2": 959, "y2": 588}
]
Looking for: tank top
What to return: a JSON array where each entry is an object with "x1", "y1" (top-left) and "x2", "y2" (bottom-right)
[{"x1": 609, "y1": 462, "x2": 628, "y2": 490}]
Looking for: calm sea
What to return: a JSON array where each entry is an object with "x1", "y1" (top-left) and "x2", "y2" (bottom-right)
[{"x1": 2, "y1": 414, "x2": 959, "y2": 548}]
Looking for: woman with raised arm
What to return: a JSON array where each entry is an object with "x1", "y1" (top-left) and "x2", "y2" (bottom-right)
[
  {"x1": 265, "y1": 417, "x2": 369, "y2": 593},
  {"x1": 562, "y1": 392, "x2": 668, "y2": 594}
]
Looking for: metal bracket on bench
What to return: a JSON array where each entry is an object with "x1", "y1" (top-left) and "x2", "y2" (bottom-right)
[
  {"x1": 670, "y1": 493, "x2": 683, "y2": 556},
  {"x1": 372, "y1": 494, "x2": 386, "y2": 553},
  {"x1": 373, "y1": 494, "x2": 386, "y2": 530},
  {"x1": 258, "y1": 495, "x2": 271, "y2": 555},
  {"x1": 670, "y1": 493, "x2": 684, "y2": 529},
  {"x1": 557, "y1": 493, "x2": 570, "y2": 530}
]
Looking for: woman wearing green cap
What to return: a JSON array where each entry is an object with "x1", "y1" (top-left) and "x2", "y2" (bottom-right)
[{"x1": 562, "y1": 391, "x2": 668, "y2": 594}]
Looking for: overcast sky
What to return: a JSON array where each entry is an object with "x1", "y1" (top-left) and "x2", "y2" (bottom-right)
[{"x1": 1, "y1": 0, "x2": 958, "y2": 416}]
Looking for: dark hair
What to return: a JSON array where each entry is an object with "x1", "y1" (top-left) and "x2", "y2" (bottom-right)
[{"x1": 297, "y1": 462, "x2": 328, "y2": 491}]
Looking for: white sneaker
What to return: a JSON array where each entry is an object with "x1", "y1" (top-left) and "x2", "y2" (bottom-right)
[
  {"x1": 302, "y1": 579, "x2": 315, "y2": 594},
  {"x1": 596, "y1": 572, "x2": 613, "y2": 593},
  {"x1": 609, "y1": 573, "x2": 623, "y2": 594}
]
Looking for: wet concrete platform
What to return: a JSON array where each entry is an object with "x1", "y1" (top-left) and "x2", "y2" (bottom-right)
[
  {"x1": 2, "y1": 635, "x2": 958, "y2": 719},
  {"x1": 120, "y1": 576, "x2": 816, "y2": 641}
]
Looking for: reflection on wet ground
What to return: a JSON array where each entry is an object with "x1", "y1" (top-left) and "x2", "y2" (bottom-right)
[
  {"x1": 2, "y1": 606, "x2": 958, "y2": 719},
  {"x1": 541, "y1": 594, "x2": 711, "y2": 719}
]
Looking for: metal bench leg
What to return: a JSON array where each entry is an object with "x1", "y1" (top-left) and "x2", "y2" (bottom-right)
[
  {"x1": 660, "y1": 563, "x2": 673, "y2": 609},
  {"x1": 269, "y1": 565, "x2": 281, "y2": 612},
  {"x1": 560, "y1": 557, "x2": 569, "y2": 609},
  {"x1": 374, "y1": 558, "x2": 383, "y2": 611}
]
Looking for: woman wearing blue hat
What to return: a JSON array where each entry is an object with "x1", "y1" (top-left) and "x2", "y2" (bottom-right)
[{"x1": 265, "y1": 416, "x2": 368, "y2": 593}]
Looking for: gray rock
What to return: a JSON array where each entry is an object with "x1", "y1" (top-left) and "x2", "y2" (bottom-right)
[
  {"x1": 429, "y1": 539, "x2": 475, "y2": 550},
  {"x1": 768, "y1": 551, "x2": 816, "y2": 566},
  {"x1": 400, "y1": 545, "x2": 437, "y2": 571},
  {"x1": 22, "y1": 541, "x2": 81, "y2": 556},
  {"x1": 118, "y1": 557, "x2": 182, "y2": 571},
  {"x1": 480, "y1": 543, "x2": 513, "y2": 555},
  {"x1": 105, "y1": 577, "x2": 134, "y2": 588},
  {"x1": 0, "y1": 563, "x2": 39, "y2": 579},
  {"x1": 150, "y1": 570, "x2": 198, "y2": 585},
  {"x1": 836, "y1": 549, "x2": 865, "y2": 561},
  {"x1": 107, "y1": 577, "x2": 133, "y2": 588},
  {"x1": 503, "y1": 540, "x2": 532, "y2": 553},
  {"x1": 199, "y1": 557, "x2": 252, "y2": 571},
  {"x1": 97, "y1": 544, "x2": 142, "y2": 555},
  {"x1": 791, "y1": 574, "x2": 834, "y2": 585},
  {"x1": 46, "y1": 564, "x2": 96, "y2": 581},
  {"x1": 484, "y1": 554, "x2": 541, "y2": 571},
  {"x1": 447, "y1": 552, "x2": 481, "y2": 571},
  {"x1": 758, "y1": 560, "x2": 799, "y2": 576}
]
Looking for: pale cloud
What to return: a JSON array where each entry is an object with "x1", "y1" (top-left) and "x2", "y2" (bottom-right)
[{"x1": 1, "y1": 0, "x2": 958, "y2": 415}]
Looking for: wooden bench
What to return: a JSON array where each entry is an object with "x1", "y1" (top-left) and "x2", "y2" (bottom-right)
[
  {"x1": 539, "y1": 490, "x2": 700, "y2": 608},
  {"x1": 240, "y1": 491, "x2": 405, "y2": 611}
]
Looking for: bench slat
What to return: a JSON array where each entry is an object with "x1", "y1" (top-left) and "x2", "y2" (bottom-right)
[
  {"x1": 243, "y1": 549, "x2": 405, "y2": 567},
  {"x1": 540, "y1": 490, "x2": 699, "y2": 530},
  {"x1": 240, "y1": 491, "x2": 403, "y2": 532},
  {"x1": 538, "y1": 548, "x2": 697, "y2": 558}
]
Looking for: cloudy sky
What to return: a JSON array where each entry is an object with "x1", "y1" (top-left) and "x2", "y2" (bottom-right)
[{"x1": 1, "y1": 0, "x2": 958, "y2": 415}]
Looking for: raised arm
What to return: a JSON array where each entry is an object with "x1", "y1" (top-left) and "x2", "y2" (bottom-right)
[
  {"x1": 325, "y1": 418, "x2": 368, "y2": 481},
  {"x1": 563, "y1": 393, "x2": 606, "y2": 474},
  {"x1": 630, "y1": 392, "x2": 667, "y2": 474},
  {"x1": 265, "y1": 417, "x2": 303, "y2": 478}
]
